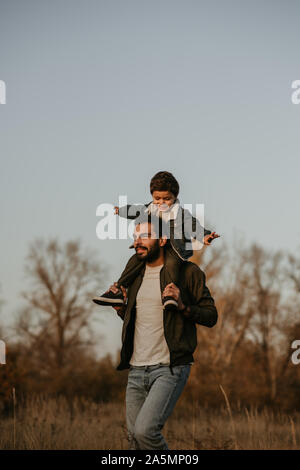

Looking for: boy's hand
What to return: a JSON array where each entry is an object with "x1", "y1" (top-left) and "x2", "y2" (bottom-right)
[
  {"x1": 203, "y1": 231, "x2": 220, "y2": 245},
  {"x1": 114, "y1": 206, "x2": 119, "y2": 215}
]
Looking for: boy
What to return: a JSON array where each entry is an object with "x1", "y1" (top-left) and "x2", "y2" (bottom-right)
[{"x1": 93, "y1": 171, "x2": 220, "y2": 311}]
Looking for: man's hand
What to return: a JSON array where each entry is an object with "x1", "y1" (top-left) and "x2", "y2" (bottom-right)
[
  {"x1": 107, "y1": 282, "x2": 127, "y2": 314},
  {"x1": 203, "y1": 231, "x2": 220, "y2": 246},
  {"x1": 163, "y1": 283, "x2": 185, "y2": 311}
]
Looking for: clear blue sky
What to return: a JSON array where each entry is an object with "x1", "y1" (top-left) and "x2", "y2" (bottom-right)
[{"x1": 1, "y1": 0, "x2": 299, "y2": 359}]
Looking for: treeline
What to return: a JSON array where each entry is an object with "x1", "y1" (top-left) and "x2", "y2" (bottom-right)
[{"x1": 0, "y1": 238, "x2": 299, "y2": 414}]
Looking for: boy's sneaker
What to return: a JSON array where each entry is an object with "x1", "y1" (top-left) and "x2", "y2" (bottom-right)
[
  {"x1": 93, "y1": 289, "x2": 124, "y2": 307},
  {"x1": 163, "y1": 296, "x2": 178, "y2": 311}
]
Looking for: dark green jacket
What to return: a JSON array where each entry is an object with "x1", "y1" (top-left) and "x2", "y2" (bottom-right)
[{"x1": 116, "y1": 260, "x2": 218, "y2": 375}]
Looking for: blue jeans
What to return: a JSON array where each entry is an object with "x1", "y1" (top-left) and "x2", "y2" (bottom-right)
[{"x1": 125, "y1": 363, "x2": 191, "y2": 450}]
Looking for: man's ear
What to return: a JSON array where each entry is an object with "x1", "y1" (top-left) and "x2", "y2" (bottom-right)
[{"x1": 159, "y1": 236, "x2": 168, "y2": 248}]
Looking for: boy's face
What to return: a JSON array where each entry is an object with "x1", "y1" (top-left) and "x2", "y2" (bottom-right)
[{"x1": 152, "y1": 191, "x2": 176, "y2": 211}]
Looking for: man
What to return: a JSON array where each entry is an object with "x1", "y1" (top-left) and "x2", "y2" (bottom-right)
[{"x1": 108, "y1": 214, "x2": 218, "y2": 450}]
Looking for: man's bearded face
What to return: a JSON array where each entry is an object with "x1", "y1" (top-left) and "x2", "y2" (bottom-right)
[{"x1": 133, "y1": 223, "x2": 161, "y2": 262}]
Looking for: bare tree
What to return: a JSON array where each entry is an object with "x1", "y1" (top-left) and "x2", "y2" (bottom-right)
[
  {"x1": 245, "y1": 245, "x2": 285, "y2": 401},
  {"x1": 286, "y1": 251, "x2": 300, "y2": 293},
  {"x1": 279, "y1": 248, "x2": 300, "y2": 379},
  {"x1": 217, "y1": 243, "x2": 293, "y2": 402},
  {"x1": 16, "y1": 239, "x2": 104, "y2": 373},
  {"x1": 192, "y1": 240, "x2": 297, "y2": 405},
  {"x1": 193, "y1": 241, "x2": 256, "y2": 383}
]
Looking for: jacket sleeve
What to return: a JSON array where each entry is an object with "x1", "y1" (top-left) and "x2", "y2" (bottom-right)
[
  {"x1": 116, "y1": 307, "x2": 126, "y2": 321},
  {"x1": 182, "y1": 208, "x2": 211, "y2": 241},
  {"x1": 118, "y1": 204, "x2": 147, "y2": 220},
  {"x1": 183, "y1": 265, "x2": 218, "y2": 327}
]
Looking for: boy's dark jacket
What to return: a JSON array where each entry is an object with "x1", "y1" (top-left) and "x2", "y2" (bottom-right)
[
  {"x1": 118, "y1": 202, "x2": 212, "y2": 260},
  {"x1": 116, "y1": 260, "x2": 218, "y2": 375}
]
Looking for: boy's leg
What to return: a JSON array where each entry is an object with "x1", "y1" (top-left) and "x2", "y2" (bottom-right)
[
  {"x1": 161, "y1": 244, "x2": 184, "y2": 309},
  {"x1": 92, "y1": 254, "x2": 144, "y2": 306},
  {"x1": 163, "y1": 243, "x2": 183, "y2": 285},
  {"x1": 117, "y1": 254, "x2": 145, "y2": 288},
  {"x1": 129, "y1": 364, "x2": 191, "y2": 450}
]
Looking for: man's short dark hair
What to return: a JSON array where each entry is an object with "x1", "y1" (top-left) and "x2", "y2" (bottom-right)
[
  {"x1": 150, "y1": 171, "x2": 179, "y2": 198},
  {"x1": 134, "y1": 213, "x2": 170, "y2": 240}
]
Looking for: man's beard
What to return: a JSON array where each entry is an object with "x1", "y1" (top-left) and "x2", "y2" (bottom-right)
[{"x1": 135, "y1": 239, "x2": 161, "y2": 262}]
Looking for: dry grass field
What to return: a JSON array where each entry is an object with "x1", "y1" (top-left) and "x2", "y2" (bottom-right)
[{"x1": 0, "y1": 395, "x2": 299, "y2": 450}]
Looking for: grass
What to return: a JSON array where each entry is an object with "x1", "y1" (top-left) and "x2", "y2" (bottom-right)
[{"x1": 0, "y1": 395, "x2": 299, "y2": 450}]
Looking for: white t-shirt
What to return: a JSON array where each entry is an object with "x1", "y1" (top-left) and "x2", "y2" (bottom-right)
[{"x1": 130, "y1": 263, "x2": 170, "y2": 366}]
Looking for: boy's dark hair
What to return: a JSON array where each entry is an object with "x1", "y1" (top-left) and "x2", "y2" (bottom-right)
[
  {"x1": 150, "y1": 171, "x2": 179, "y2": 198},
  {"x1": 134, "y1": 213, "x2": 170, "y2": 239}
]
